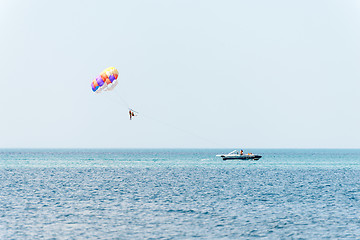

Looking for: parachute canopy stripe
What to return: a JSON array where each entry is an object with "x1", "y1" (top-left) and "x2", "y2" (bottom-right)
[{"x1": 91, "y1": 67, "x2": 119, "y2": 93}]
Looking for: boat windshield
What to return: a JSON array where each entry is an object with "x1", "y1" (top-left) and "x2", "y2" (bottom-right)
[{"x1": 228, "y1": 150, "x2": 239, "y2": 155}]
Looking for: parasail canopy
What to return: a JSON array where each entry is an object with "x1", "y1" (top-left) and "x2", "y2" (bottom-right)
[{"x1": 91, "y1": 67, "x2": 119, "y2": 93}]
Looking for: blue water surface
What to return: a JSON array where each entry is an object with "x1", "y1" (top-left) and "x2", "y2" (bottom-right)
[{"x1": 1, "y1": 149, "x2": 360, "y2": 239}]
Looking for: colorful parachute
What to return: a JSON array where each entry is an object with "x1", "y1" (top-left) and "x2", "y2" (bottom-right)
[{"x1": 91, "y1": 67, "x2": 119, "y2": 93}]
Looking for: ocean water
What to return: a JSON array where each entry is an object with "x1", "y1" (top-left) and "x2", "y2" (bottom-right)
[{"x1": 1, "y1": 149, "x2": 360, "y2": 239}]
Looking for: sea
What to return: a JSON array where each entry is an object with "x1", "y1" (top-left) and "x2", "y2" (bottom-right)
[{"x1": 1, "y1": 149, "x2": 360, "y2": 239}]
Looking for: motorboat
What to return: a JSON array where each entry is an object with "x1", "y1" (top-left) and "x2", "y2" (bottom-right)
[{"x1": 216, "y1": 150, "x2": 262, "y2": 161}]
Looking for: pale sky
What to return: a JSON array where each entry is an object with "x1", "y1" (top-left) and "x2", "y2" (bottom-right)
[{"x1": 1, "y1": 0, "x2": 359, "y2": 148}]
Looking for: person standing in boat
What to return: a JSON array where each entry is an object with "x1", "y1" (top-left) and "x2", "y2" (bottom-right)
[{"x1": 240, "y1": 149, "x2": 243, "y2": 155}]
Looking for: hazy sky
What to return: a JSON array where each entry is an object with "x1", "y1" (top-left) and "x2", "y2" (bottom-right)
[{"x1": 1, "y1": 0, "x2": 359, "y2": 148}]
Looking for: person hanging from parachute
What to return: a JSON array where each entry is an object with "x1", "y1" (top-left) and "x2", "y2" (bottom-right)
[
  {"x1": 129, "y1": 109, "x2": 138, "y2": 120},
  {"x1": 91, "y1": 67, "x2": 138, "y2": 120}
]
